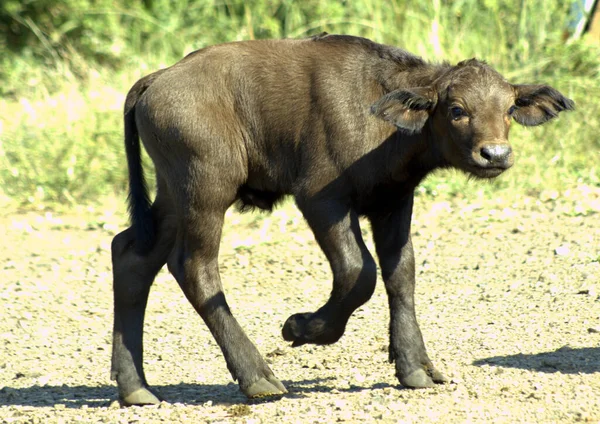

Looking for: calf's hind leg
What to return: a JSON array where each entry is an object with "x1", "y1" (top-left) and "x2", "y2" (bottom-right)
[
  {"x1": 166, "y1": 192, "x2": 286, "y2": 398},
  {"x1": 111, "y1": 193, "x2": 176, "y2": 405}
]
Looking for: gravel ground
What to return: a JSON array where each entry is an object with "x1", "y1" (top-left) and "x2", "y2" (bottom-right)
[{"x1": 1, "y1": 185, "x2": 599, "y2": 423}]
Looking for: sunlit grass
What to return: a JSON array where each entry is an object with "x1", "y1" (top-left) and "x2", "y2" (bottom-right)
[
  {"x1": 0, "y1": 75, "x2": 126, "y2": 208},
  {"x1": 1, "y1": 1, "x2": 599, "y2": 211}
]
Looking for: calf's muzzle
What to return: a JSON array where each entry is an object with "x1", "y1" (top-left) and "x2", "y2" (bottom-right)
[{"x1": 475, "y1": 143, "x2": 513, "y2": 170}]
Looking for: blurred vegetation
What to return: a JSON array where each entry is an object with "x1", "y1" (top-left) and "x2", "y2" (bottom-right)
[{"x1": 1, "y1": 0, "x2": 599, "y2": 210}]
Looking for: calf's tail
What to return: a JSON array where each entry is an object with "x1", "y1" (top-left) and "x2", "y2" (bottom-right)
[{"x1": 123, "y1": 70, "x2": 166, "y2": 254}]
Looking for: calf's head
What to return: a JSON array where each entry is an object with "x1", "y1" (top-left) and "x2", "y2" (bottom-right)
[{"x1": 371, "y1": 59, "x2": 574, "y2": 178}]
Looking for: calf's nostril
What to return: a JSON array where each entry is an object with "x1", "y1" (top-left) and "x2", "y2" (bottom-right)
[
  {"x1": 480, "y1": 145, "x2": 511, "y2": 164},
  {"x1": 480, "y1": 146, "x2": 493, "y2": 162}
]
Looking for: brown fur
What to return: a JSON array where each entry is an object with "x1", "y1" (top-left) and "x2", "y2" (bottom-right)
[{"x1": 111, "y1": 34, "x2": 574, "y2": 404}]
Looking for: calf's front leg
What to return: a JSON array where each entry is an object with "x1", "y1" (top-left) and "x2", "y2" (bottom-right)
[
  {"x1": 369, "y1": 194, "x2": 447, "y2": 388},
  {"x1": 282, "y1": 198, "x2": 377, "y2": 346}
]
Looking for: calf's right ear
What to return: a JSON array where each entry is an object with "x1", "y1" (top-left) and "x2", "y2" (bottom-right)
[{"x1": 370, "y1": 87, "x2": 437, "y2": 133}]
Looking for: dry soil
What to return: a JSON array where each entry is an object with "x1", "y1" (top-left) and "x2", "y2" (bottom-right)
[{"x1": 1, "y1": 186, "x2": 599, "y2": 423}]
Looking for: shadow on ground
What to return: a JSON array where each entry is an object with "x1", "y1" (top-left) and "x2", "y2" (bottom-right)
[
  {"x1": 473, "y1": 346, "x2": 600, "y2": 374},
  {"x1": 0, "y1": 382, "x2": 250, "y2": 408},
  {"x1": 0, "y1": 378, "x2": 399, "y2": 408}
]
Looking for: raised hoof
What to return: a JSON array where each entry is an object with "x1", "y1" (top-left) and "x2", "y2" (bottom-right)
[
  {"x1": 244, "y1": 377, "x2": 287, "y2": 399},
  {"x1": 282, "y1": 312, "x2": 342, "y2": 347},
  {"x1": 399, "y1": 368, "x2": 435, "y2": 389},
  {"x1": 282, "y1": 313, "x2": 311, "y2": 347},
  {"x1": 121, "y1": 387, "x2": 161, "y2": 406}
]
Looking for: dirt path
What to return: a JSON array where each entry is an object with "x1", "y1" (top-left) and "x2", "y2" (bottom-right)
[{"x1": 1, "y1": 187, "x2": 599, "y2": 423}]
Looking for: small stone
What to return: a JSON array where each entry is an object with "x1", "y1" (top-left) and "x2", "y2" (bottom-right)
[
  {"x1": 308, "y1": 360, "x2": 324, "y2": 370},
  {"x1": 353, "y1": 372, "x2": 366, "y2": 383},
  {"x1": 266, "y1": 347, "x2": 286, "y2": 357},
  {"x1": 338, "y1": 380, "x2": 350, "y2": 389},
  {"x1": 229, "y1": 404, "x2": 251, "y2": 417},
  {"x1": 540, "y1": 190, "x2": 559, "y2": 202},
  {"x1": 557, "y1": 344, "x2": 574, "y2": 352},
  {"x1": 387, "y1": 401, "x2": 403, "y2": 411},
  {"x1": 547, "y1": 286, "x2": 560, "y2": 295},
  {"x1": 334, "y1": 399, "x2": 347, "y2": 410},
  {"x1": 108, "y1": 400, "x2": 121, "y2": 409},
  {"x1": 337, "y1": 410, "x2": 353, "y2": 421},
  {"x1": 509, "y1": 280, "x2": 523, "y2": 290},
  {"x1": 578, "y1": 286, "x2": 597, "y2": 297},
  {"x1": 554, "y1": 245, "x2": 570, "y2": 256}
]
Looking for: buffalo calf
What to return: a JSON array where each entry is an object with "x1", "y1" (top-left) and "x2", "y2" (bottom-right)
[{"x1": 110, "y1": 34, "x2": 574, "y2": 405}]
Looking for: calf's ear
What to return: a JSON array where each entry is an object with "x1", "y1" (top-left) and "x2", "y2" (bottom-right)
[
  {"x1": 512, "y1": 84, "x2": 574, "y2": 126},
  {"x1": 370, "y1": 87, "x2": 437, "y2": 133}
]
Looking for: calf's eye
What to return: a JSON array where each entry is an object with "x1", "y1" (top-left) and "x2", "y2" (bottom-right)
[{"x1": 450, "y1": 106, "x2": 466, "y2": 120}]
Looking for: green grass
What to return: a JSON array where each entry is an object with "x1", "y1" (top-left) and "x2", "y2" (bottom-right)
[{"x1": 1, "y1": 0, "x2": 599, "y2": 211}]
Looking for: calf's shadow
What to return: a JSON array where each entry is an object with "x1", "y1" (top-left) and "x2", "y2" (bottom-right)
[
  {"x1": 473, "y1": 346, "x2": 600, "y2": 374},
  {"x1": 0, "y1": 377, "x2": 398, "y2": 408}
]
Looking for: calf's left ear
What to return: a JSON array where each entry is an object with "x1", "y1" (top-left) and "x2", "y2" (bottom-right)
[
  {"x1": 512, "y1": 84, "x2": 574, "y2": 126},
  {"x1": 370, "y1": 87, "x2": 437, "y2": 133}
]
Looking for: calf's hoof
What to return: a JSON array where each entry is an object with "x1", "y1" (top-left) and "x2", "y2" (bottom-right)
[
  {"x1": 399, "y1": 369, "x2": 435, "y2": 389},
  {"x1": 399, "y1": 366, "x2": 448, "y2": 389},
  {"x1": 243, "y1": 376, "x2": 287, "y2": 399},
  {"x1": 282, "y1": 312, "x2": 342, "y2": 347},
  {"x1": 120, "y1": 387, "x2": 161, "y2": 406}
]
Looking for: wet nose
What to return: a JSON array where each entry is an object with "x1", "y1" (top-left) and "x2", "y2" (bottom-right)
[{"x1": 479, "y1": 144, "x2": 512, "y2": 167}]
